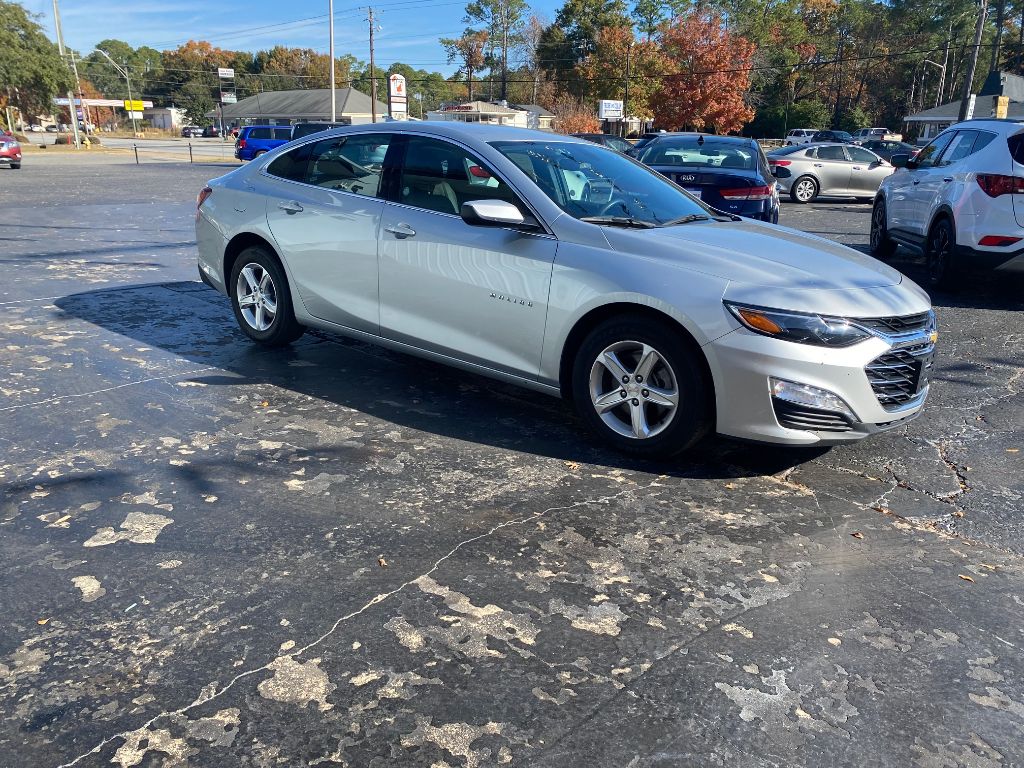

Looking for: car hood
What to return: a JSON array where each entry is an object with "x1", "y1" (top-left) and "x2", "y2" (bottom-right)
[{"x1": 603, "y1": 219, "x2": 902, "y2": 288}]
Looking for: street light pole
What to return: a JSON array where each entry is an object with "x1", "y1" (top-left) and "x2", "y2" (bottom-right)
[{"x1": 96, "y1": 48, "x2": 139, "y2": 136}]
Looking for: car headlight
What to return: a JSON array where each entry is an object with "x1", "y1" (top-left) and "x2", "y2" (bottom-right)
[{"x1": 724, "y1": 302, "x2": 872, "y2": 347}]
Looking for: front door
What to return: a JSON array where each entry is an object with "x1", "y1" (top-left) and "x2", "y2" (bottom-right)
[
  {"x1": 264, "y1": 133, "x2": 393, "y2": 333},
  {"x1": 378, "y1": 135, "x2": 556, "y2": 379},
  {"x1": 897, "y1": 132, "x2": 954, "y2": 235}
]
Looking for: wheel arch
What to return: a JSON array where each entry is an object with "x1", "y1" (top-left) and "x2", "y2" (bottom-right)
[
  {"x1": 928, "y1": 204, "x2": 956, "y2": 237},
  {"x1": 223, "y1": 232, "x2": 283, "y2": 289},
  {"x1": 557, "y1": 302, "x2": 715, "y2": 417}
]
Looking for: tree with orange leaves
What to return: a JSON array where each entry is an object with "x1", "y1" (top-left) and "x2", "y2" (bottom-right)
[
  {"x1": 575, "y1": 25, "x2": 669, "y2": 121},
  {"x1": 654, "y1": 12, "x2": 755, "y2": 134}
]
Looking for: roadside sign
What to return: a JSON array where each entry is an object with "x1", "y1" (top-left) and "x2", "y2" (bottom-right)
[
  {"x1": 221, "y1": 92, "x2": 237, "y2": 104},
  {"x1": 127, "y1": 111, "x2": 144, "y2": 120},
  {"x1": 389, "y1": 74, "x2": 408, "y2": 119},
  {"x1": 599, "y1": 99, "x2": 624, "y2": 119},
  {"x1": 123, "y1": 100, "x2": 145, "y2": 112},
  {"x1": 996, "y1": 95, "x2": 1009, "y2": 119},
  {"x1": 217, "y1": 67, "x2": 235, "y2": 79}
]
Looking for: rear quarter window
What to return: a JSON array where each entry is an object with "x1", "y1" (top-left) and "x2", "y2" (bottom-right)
[
  {"x1": 1005, "y1": 133, "x2": 1024, "y2": 165},
  {"x1": 274, "y1": 128, "x2": 293, "y2": 140}
]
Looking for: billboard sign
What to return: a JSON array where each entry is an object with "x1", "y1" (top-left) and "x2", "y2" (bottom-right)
[
  {"x1": 123, "y1": 100, "x2": 145, "y2": 112},
  {"x1": 217, "y1": 67, "x2": 235, "y2": 79},
  {"x1": 389, "y1": 73, "x2": 407, "y2": 100},
  {"x1": 221, "y1": 92, "x2": 237, "y2": 104},
  {"x1": 599, "y1": 100, "x2": 624, "y2": 119}
]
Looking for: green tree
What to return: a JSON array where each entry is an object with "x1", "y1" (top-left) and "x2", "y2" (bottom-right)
[
  {"x1": 173, "y1": 80, "x2": 215, "y2": 125},
  {"x1": 537, "y1": 0, "x2": 630, "y2": 84},
  {"x1": 464, "y1": 0, "x2": 529, "y2": 100},
  {"x1": 631, "y1": 0, "x2": 665, "y2": 41},
  {"x1": 0, "y1": 0, "x2": 71, "y2": 119}
]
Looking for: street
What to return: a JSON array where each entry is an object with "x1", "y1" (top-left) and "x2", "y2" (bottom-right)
[{"x1": 1, "y1": 155, "x2": 1022, "y2": 768}]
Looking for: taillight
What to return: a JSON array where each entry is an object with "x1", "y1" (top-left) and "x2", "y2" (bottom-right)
[
  {"x1": 720, "y1": 184, "x2": 773, "y2": 201},
  {"x1": 196, "y1": 186, "x2": 212, "y2": 221},
  {"x1": 976, "y1": 174, "x2": 1024, "y2": 197},
  {"x1": 238, "y1": 139, "x2": 246, "y2": 149},
  {"x1": 770, "y1": 160, "x2": 792, "y2": 167}
]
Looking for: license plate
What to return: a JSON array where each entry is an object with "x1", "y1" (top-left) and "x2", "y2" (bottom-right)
[{"x1": 684, "y1": 187, "x2": 702, "y2": 200}]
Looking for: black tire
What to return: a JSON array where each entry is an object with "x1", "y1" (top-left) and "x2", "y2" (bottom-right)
[
  {"x1": 855, "y1": 196, "x2": 873, "y2": 204},
  {"x1": 229, "y1": 246, "x2": 305, "y2": 347},
  {"x1": 570, "y1": 315, "x2": 713, "y2": 457},
  {"x1": 10, "y1": 163, "x2": 21, "y2": 169},
  {"x1": 254, "y1": 150, "x2": 267, "y2": 158},
  {"x1": 869, "y1": 199, "x2": 898, "y2": 259},
  {"x1": 789, "y1": 175, "x2": 818, "y2": 204},
  {"x1": 925, "y1": 217, "x2": 958, "y2": 290}
]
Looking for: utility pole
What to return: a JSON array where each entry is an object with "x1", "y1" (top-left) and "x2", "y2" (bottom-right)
[
  {"x1": 959, "y1": 0, "x2": 988, "y2": 121},
  {"x1": 368, "y1": 7, "x2": 377, "y2": 123},
  {"x1": 68, "y1": 50, "x2": 92, "y2": 137},
  {"x1": 52, "y1": 0, "x2": 81, "y2": 148},
  {"x1": 622, "y1": 42, "x2": 631, "y2": 138},
  {"x1": 991, "y1": 0, "x2": 1005, "y2": 72},
  {"x1": 329, "y1": 0, "x2": 336, "y2": 121}
]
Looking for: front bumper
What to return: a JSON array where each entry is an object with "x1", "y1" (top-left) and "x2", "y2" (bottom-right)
[{"x1": 707, "y1": 325, "x2": 933, "y2": 446}]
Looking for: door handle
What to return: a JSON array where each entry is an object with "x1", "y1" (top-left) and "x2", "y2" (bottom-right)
[
  {"x1": 912, "y1": 180, "x2": 921, "y2": 185},
  {"x1": 943, "y1": 177, "x2": 953, "y2": 182},
  {"x1": 278, "y1": 201, "x2": 303, "y2": 214},
  {"x1": 852, "y1": 166, "x2": 862, "y2": 170},
  {"x1": 813, "y1": 163, "x2": 823, "y2": 167},
  {"x1": 385, "y1": 223, "x2": 416, "y2": 238}
]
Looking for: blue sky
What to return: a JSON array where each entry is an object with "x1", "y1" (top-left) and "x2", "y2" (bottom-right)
[{"x1": 29, "y1": 0, "x2": 561, "y2": 77}]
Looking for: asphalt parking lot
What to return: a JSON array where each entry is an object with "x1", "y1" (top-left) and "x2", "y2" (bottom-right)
[{"x1": 1, "y1": 157, "x2": 1022, "y2": 767}]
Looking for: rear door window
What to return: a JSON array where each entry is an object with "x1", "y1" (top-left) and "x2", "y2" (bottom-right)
[
  {"x1": 304, "y1": 134, "x2": 391, "y2": 196},
  {"x1": 248, "y1": 127, "x2": 272, "y2": 140},
  {"x1": 816, "y1": 145, "x2": 849, "y2": 161},
  {"x1": 266, "y1": 143, "x2": 313, "y2": 182},
  {"x1": 847, "y1": 146, "x2": 879, "y2": 163}
]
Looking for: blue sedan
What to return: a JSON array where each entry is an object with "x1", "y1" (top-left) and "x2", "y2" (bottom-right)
[{"x1": 632, "y1": 134, "x2": 780, "y2": 223}]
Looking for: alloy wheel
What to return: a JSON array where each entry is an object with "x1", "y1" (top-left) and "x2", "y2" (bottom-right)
[
  {"x1": 794, "y1": 179, "x2": 816, "y2": 202},
  {"x1": 870, "y1": 204, "x2": 884, "y2": 250},
  {"x1": 588, "y1": 340, "x2": 680, "y2": 439},
  {"x1": 236, "y1": 263, "x2": 278, "y2": 331},
  {"x1": 927, "y1": 222, "x2": 952, "y2": 284}
]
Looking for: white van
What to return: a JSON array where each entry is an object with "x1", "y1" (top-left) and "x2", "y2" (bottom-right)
[{"x1": 785, "y1": 128, "x2": 817, "y2": 145}]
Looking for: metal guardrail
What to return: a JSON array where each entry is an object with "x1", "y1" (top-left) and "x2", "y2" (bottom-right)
[{"x1": 128, "y1": 141, "x2": 240, "y2": 165}]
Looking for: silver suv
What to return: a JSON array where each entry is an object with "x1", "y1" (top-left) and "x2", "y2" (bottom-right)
[{"x1": 196, "y1": 123, "x2": 934, "y2": 456}]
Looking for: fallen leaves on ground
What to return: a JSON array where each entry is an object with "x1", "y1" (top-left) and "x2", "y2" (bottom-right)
[
  {"x1": 958, "y1": 574, "x2": 975, "y2": 583},
  {"x1": 378, "y1": 556, "x2": 388, "y2": 568},
  {"x1": 850, "y1": 532, "x2": 864, "y2": 539}
]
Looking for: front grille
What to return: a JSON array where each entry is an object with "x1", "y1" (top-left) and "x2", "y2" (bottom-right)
[
  {"x1": 772, "y1": 399, "x2": 853, "y2": 432},
  {"x1": 865, "y1": 344, "x2": 934, "y2": 408},
  {"x1": 855, "y1": 312, "x2": 932, "y2": 335}
]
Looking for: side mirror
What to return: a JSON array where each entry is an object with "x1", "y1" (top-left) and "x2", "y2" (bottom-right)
[
  {"x1": 461, "y1": 199, "x2": 534, "y2": 228},
  {"x1": 890, "y1": 153, "x2": 910, "y2": 169}
]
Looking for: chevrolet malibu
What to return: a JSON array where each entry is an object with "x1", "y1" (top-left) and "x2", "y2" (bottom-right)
[{"x1": 195, "y1": 123, "x2": 936, "y2": 457}]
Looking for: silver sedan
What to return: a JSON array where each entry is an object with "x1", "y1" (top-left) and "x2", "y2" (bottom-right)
[
  {"x1": 195, "y1": 123, "x2": 934, "y2": 456},
  {"x1": 769, "y1": 143, "x2": 895, "y2": 203}
]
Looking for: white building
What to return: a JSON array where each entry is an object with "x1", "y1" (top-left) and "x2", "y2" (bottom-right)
[
  {"x1": 426, "y1": 101, "x2": 530, "y2": 128},
  {"x1": 144, "y1": 107, "x2": 185, "y2": 130}
]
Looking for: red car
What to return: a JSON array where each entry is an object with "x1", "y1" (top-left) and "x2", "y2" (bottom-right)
[{"x1": 0, "y1": 134, "x2": 21, "y2": 169}]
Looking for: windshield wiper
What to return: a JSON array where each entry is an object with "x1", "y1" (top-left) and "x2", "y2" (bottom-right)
[
  {"x1": 579, "y1": 216, "x2": 658, "y2": 229},
  {"x1": 660, "y1": 214, "x2": 712, "y2": 226}
]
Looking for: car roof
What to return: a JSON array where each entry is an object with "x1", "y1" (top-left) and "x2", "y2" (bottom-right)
[{"x1": 308, "y1": 121, "x2": 583, "y2": 145}]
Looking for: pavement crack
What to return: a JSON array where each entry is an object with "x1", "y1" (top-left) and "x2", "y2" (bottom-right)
[{"x1": 55, "y1": 479, "x2": 661, "y2": 768}]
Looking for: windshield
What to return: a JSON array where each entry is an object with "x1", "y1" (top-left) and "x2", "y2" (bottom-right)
[
  {"x1": 490, "y1": 140, "x2": 710, "y2": 226},
  {"x1": 635, "y1": 138, "x2": 756, "y2": 170}
]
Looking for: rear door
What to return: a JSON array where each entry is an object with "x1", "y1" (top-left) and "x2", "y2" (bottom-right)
[
  {"x1": 812, "y1": 145, "x2": 853, "y2": 195},
  {"x1": 263, "y1": 132, "x2": 394, "y2": 332},
  {"x1": 377, "y1": 134, "x2": 555, "y2": 378}
]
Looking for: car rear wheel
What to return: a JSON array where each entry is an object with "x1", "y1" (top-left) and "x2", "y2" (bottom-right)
[
  {"x1": 869, "y1": 199, "x2": 897, "y2": 259},
  {"x1": 571, "y1": 316, "x2": 712, "y2": 457},
  {"x1": 925, "y1": 217, "x2": 958, "y2": 290},
  {"x1": 254, "y1": 150, "x2": 267, "y2": 158},
  {"x1": 790, "y1": 176, "x2": 818, "y2": 204},
  {"x1": 229, "y1": 246, "x2": 305, "y2": 346}
]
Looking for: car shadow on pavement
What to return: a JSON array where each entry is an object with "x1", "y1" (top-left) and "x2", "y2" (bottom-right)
[{"x1": 54, "y1": 281, "x2": 830, "y2": 481}]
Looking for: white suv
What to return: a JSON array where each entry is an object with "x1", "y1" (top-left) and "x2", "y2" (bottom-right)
[
  {"x1": 870, "y1": 118, "x2": 1024, "y2": 288},
  {"x1": 785, "y1": 128, "x2": 817, "y2": 146}
]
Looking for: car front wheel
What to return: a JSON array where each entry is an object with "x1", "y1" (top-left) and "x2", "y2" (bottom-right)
[
  {"x1": 229, "y1": 246, "x2": 305, "y2": 346},
  {"x1": 571, "y1": 316, "x2": 712, "y2": 457}
]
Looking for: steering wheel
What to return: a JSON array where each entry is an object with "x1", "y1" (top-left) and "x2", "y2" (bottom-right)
[{"x1": 597, "y1": 198, "x2": 626, "y2": 216}]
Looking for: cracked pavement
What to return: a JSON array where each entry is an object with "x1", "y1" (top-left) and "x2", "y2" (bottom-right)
[{"x1": 1, "y1": 159, "x2": 1022, "y2": 767}]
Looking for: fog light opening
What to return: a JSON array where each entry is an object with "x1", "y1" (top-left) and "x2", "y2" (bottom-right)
[{"x1": 769, "y1": 378, "x2": 857, "y2": 422}]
